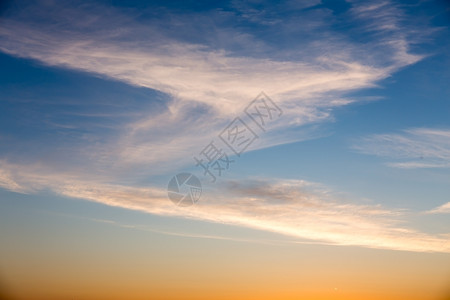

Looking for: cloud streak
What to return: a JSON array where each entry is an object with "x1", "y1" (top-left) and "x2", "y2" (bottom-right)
[
  {"x1": 0, "y1": 0, "x2": 427, "y2": 174},
  {"x1": 0, "y1": 161, "x2": 449, "y2": 253},
  {"x1": 354, "y1": 128, "x2": 450, "y2": 168},
  {"x1": 427, "y1": 202, "x2": 450, "y2": 214}
]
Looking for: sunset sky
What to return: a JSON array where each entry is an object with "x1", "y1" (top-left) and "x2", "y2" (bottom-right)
[{"x1": 0, "y1": 0, "x2": 449, "y2": 299}]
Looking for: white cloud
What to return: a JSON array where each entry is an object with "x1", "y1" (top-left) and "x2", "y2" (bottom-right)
[
  {"x1": 349, "y1": 0, "x2": 427, "y2": 67},
  {"x1": 0, "y1": 0, "x2": 427, "y2": 174},
  {"x1": 0, "y1": 167, "x2": 28, "y2": 193},
  {"x1": 427, "y1": 202, "x2": 450, "y2": 214},
  {"x1": 0, "y1": 161, "x2": 449, "y2": 253},
  {"x1": 354, "y1": 128, "x2": 450, "y2": 169}
]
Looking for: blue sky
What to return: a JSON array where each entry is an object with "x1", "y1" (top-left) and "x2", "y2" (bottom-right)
[{"x1": 0, "y1": 0, "x2": 450, "y2": 258}]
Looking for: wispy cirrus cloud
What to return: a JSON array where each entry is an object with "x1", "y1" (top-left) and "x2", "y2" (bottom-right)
[
  {"x1": 0, "y1": 166, "x2": 28, "y2": 193},
  {"x1": 0, "y1": 161, "x2": 449, "y2": 253},
  {"x1": 354, "y1": 128, "x2": 450, "y2": 169},
  {"x1": 0, "y1": 0, "x2": 427, "y2": 174},
  {"x1": 348, "y1": 0, "x2": 425, "y2": 68},
  {"x1": 427, "y1": 202, "x2": 450, "y2": 214}
]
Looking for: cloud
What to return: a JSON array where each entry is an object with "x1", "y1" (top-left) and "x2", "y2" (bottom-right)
[
  {"x1": 354, "y1": 128, "x2": 450, "y2": 168},
  {"x1": 0, "y1": 161, "x2": 449, "y2": 253},
  {"x1": 427, "y1": 202, "x2": 450, "y2": 214},
  {"x1": 348, "y1": 0, "x2": 425, "y2": 68},
  {"x1": 0, "y1": 167, "x2": 28, "y2": 193},
  {"x1": 0, "y1": 0, "x2": 428, "y2": 174}
]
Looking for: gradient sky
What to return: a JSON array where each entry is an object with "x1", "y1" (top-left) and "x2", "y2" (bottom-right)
[{"x1": 0, "y1": 0, "x2": 450, "y2": 299}]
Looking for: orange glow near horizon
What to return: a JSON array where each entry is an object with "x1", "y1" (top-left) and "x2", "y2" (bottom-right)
[{"x1": 1, "y1": 226, "x2": 449, "y2": 300}]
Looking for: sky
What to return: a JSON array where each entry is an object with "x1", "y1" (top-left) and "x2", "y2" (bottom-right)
[{"x1": 0, "y1": 0, "x2": 449, "y2": 299}]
